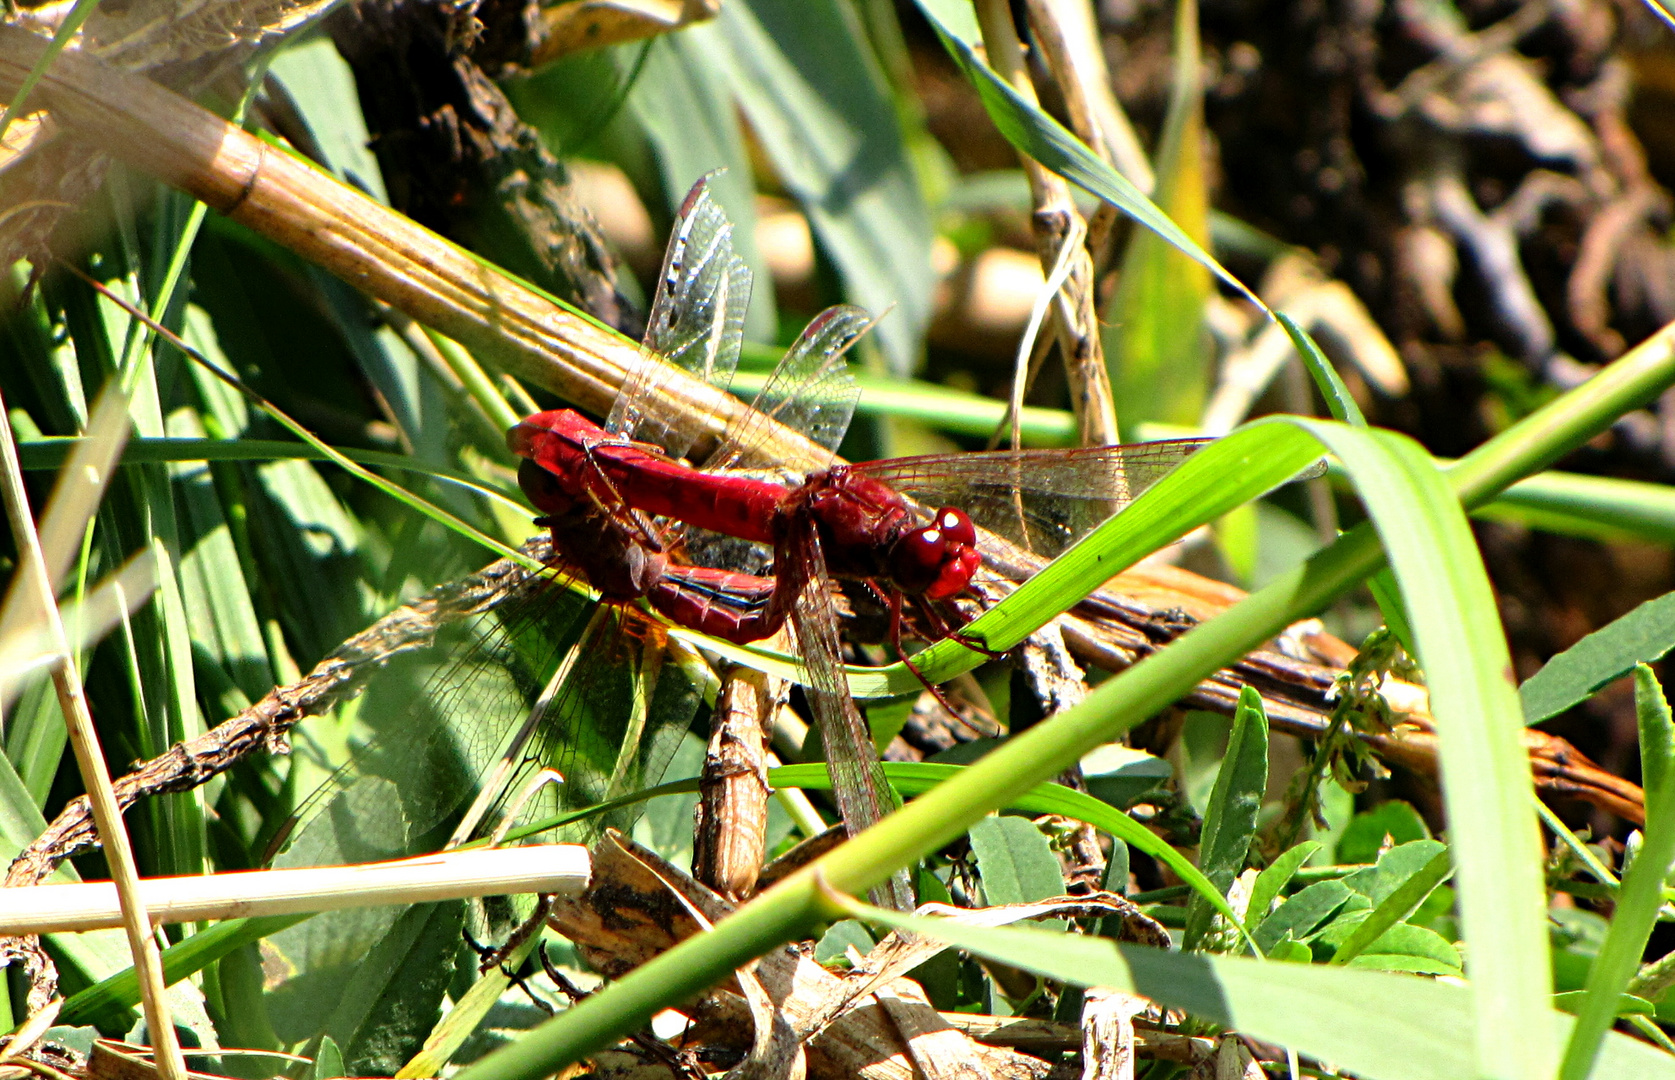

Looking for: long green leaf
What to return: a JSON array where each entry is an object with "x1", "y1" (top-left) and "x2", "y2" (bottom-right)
[
  {"x1": 267, "y1": 36, "x2": 389, "y2": 203},
  {"x1": 768, "y1": 762, "x2": 1246, "y2": 931},
  {"x1": 1520, "y1": 591, "x2": 1675, "y2": 725},
  {"x1": 629, "y1": 29, "x2": 774, "y2": 343},
  {"x1": 833, "y1": 897, "x2": 1675, "y2": 1080},
  {"x1": 1282, "y1": 311, "x2": 1369, "y2": 428},
  {"x1": 1558, "y1": 667, "x2": 1675, "y2": 1080},
  {"x1": 721, "y1": 0, "x2": 932, "y2": 374},
  {"x1": 900, "y1": 420, "x2": 1326, "y2": 690},
  {"x1": 1298, "y1": 423, "x2": 1549, "y2": 1077},
  {"x1": 59, "y1": 914, "x2": 309, "y2": 1025},
  {"x1": 914, "y1": 0, "x2": 1258, "y2": 308},
  {"x1": 1244, "y1": 840, "x2": 1320, "y2": 933},
  {"x1": 1106, "y1": 0, "x2": 1212, "y2": 435},
  {"x1": 1183, "y1": 686, "x2": 1267, "y2": 950}
]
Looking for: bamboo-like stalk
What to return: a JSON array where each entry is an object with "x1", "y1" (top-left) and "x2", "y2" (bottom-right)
[
  {"x1": 0, "y1": 25, "x2": 829, "y2": 474},
  {"x1": 0, "y1": 845, "x2": 590, "y2": 934}
]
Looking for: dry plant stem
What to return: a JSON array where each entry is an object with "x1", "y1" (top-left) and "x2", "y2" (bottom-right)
[
  {"x1": 1024, "y1": 0, "x2": 1152, "y2": 196},
  {"x1": 973, "y1": 0, "x2": 1118, "y2": 446},
  {"x1": 1079, "y1": 989, "x2": 1150, "y2": 1080},
  {"x1": 1020, "y1": 0, "x2": 1108, "y2": 163},
  {"x1": 0, "y1": 25, "x2": 828, "y2": 473},
  {"x1": 0, "y1": 391, "x2": 185, "y2": 1080},
  {"x1": 0, "y1": 845, "x2": 591, "y2": 934},
  {"x1": 694, "y1": 664, "x2": 780, "y2": 900}
]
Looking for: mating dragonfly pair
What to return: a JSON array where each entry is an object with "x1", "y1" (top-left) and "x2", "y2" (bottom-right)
[
  {"x1": 278, "y1": 177, "x2": 1233, "y2": 928},
  {"x1": 501, "y1": 176, "x2": 1233, "y2": 910}
]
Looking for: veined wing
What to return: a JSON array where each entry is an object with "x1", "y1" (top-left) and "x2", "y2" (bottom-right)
[
  {"x1": 781, "y1": 518, "x2": 915, "y2": 912},
  {"x1": 269, "y1": 559, "x2": 704, "y2": 970},
  {"x1": 852, "y1": 440, "x2": 1214, "y2": 558},
  {"x1": 855, "y1": 440, "x2": 1327, "y2": 558},
  {"x1": 702, "y1": 303, "x2": 873, "y2": 474},
  {"x1": 682, "y1": 303, "x2": 871, "y2": 574},
  {"x1": 607, "y1": 173, "x2": 752, "y2": 460},
  {"x1": 275, "y1": 570, "x2": 696, "y2": 871}
]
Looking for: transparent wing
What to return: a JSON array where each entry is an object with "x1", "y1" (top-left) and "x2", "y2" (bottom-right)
[
  {"x1": 270, "y1": 566, "x2": 703, "y2": 979},
  {"x1": 782, "y1": 520, "x2": 914, "y2": 912},
  {"x1": 850, "y1": 439, "x2": 1216, "y2": 557},
  {"x1": 276, "y1": 575, "x2": 593, "y2": 869},
  {"x1": 607, "y1": 173, "x2": 752, "y2": 459},
  {"x1": 702, "y1": 303, "x2": 872, "y2": 473}
]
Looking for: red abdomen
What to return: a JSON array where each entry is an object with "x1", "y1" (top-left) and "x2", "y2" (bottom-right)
[
  {"x1": 509, "y1": 410, "x2": 784, "y2": 544},
  {"x1": 648, "y1": 566, "x2": 787, "y2": 645}
]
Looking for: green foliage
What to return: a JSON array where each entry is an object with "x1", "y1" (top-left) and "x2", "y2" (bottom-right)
[
  {"x1": 1520, "y1": 591, "x2": 1675, "y2": 724},
  {"x1": 6, "y1": 5, "x2": 1675, "y2": 1079},
  {"x1": 1106, "y1": 0, "x2": 1213, "y2": 436},
  {"x1": 969, "y1": 815, "x2": 1063, "y2": 907},
  {"x1": 1183, "y1": 687, "x2": 1267, "y2": 950}
]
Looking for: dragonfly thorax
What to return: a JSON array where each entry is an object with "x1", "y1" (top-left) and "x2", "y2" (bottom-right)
[{"x1": 797, "y1": 472, "x2": 980, "y2": 598}]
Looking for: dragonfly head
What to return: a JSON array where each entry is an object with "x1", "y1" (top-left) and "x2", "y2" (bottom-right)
[
  {"x1": 517, "y1": 458, "x2": 577, "y2": 517},
  {"x1": 888, "y1": 508, "x2": 980, "y2": 599}
]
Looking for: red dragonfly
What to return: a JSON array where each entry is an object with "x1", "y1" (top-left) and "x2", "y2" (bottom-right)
[
  {"x1": 507, "y1": 189, "x2": 1224, "y2": 912},
  {"x1": 516, "y1": 299, "x2": 918, "y2": 904}
]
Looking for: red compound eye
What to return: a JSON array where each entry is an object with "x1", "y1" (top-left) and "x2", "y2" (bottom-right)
[
  {"x1": 888, "y1": 527, "x2": 949, "y2": 595},
  {"x1": 936, "y1": 508, "x2": 976, "y2": 548},
  {"x1": 888, "y1": 511, "x2": 981, "y2": 598}
]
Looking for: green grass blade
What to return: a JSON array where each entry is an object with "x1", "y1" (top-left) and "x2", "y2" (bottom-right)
[
  {"x1": 1477, "y1": 469, "x2": 1675, "y2": 545},
  {"x1": 1245, "y1": 841, "x2": 1321, "y2": 934},
  {"x1": 1106, "y1": 0, "x2": 1212, "y2": 436},
  {"x1": 833, "y1": 897, "x2": 1675, "y2": 1080},
  {"x1": 1640, "y1": 663, "x2": 1675, "y2": 811},
  {"x1": 1558, "y1": 667, "x2": 1675, "y2": 1080},
  {"x1": 59, "y1": 914, "x2": 309, "y2": 1025},
  {"x1": 1299, "y1": 423, "x2": 1550, "y2": 1077},
  {"x1": 1519, "y1": 591, "x2": 1675, "y2": 725},
  {"x1": 721, "y1": 0, "x2": 932, "y2": 374},
  {"x1": 915, "y1": 0, "x2": 1260, "y2": 310},
  {"x1": 1183, "y1": 686, "x2": 1268, "y2": 950},
  {"x1": 902, "y1": 420, "x2": 1327, "y2": 689},
  {"x1": 267, "y1": 36, "x2": 389, "y2": 202},
  {"x1": 1280, "y1": 311, "x2": 1369, "y2": 427},
  {"x1": 768, "y1": 761, "x2": 1247, "y2": 932},
  {"x1": 0, "y1": 0, "x2": 96, "y2": 144},
  {"x1": 1328, "y1": 846, "x2": 1452, "y2": 965},
  {"x1": 629, "y1": 31, "x2": 774, "y2": 342}
]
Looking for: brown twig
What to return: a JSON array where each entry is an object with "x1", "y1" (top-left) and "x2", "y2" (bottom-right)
[{"x1": 973, "y1": 0, "x2": 1118, "y2": 447}]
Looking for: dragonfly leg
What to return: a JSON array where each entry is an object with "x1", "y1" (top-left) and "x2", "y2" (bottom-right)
[
  {"x1": 944, "y1": 627, "x2": 1007, "y2": 662},
  {"x1": 466, "y1": 891, "x2": 555, "y2": 979},
  {"x1": 888, "y1": 590, "x2": 966, "y2": 717},
  {"x1": 909, "y1": 593, "x2": 1008, "y2": 663}
]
